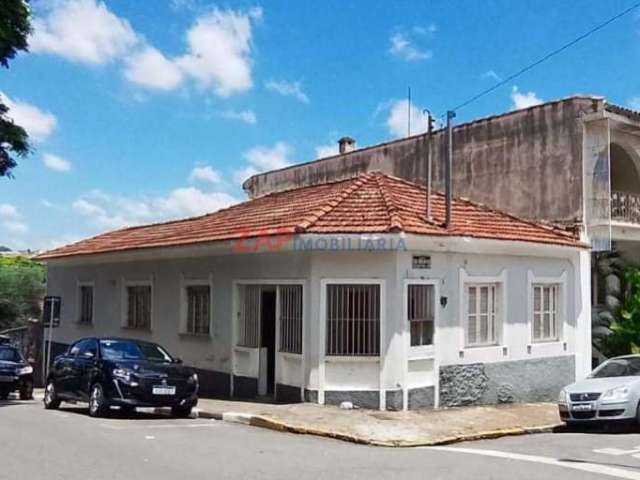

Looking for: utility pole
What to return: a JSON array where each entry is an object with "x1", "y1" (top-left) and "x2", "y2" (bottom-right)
[
  {"x1": 407, "y1": 87, "x2": 412, "y2": 137},
  {"x1": 423, "y1": 109, "x2": 435, "y2": 221},
  {"x1": 445, "y1": 110, "x2": 456, "y2": 228}
]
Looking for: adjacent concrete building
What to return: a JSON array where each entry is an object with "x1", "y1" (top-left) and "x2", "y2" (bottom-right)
[{"x1": 244, "y1": 96, "x2": 640, "y2": 363}]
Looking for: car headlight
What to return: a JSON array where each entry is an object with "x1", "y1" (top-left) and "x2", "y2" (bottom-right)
[
  {"x1": 187, "y1": 373, "x2": 198, "y2": 385},
  {"x1": 558, "y1": 388, "x2": 568, "y2": 403},
  {"x1": 601, "y1": 386, "x2": 631, "y2": 402},
  {"x1": 113, "y1": 368, "x2": 133, "y2": 383},
  {"x1": 17, "y1": 365, "x2": 33, "y2": 376}
]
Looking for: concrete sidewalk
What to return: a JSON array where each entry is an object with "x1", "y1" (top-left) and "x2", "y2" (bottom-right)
[{"x1": 192, "y1": 399, "x2": 562, "y2": 447}]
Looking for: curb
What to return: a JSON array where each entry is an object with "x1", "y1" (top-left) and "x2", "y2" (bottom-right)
[{"x1": 194, "y1": 408, "x2": 563, "y2": 447}]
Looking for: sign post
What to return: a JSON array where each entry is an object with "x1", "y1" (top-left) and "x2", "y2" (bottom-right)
[{"x1": 42, "y1": 296, "x2": 61, "y2": 384}]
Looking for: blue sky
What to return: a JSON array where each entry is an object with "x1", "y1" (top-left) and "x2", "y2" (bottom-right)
[{"x1": 1, "y1": 0, "x2": 640, "y2": 251}]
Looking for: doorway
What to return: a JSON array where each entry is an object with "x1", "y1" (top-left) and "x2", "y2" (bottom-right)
[{"x1": 260, "y1": 288, "x2": 277, "y2": 395}]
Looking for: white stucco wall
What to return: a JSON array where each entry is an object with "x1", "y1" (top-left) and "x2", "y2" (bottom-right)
[
  {"x1": 46, "y1": 251, "x2": 311, "y2": 376},
  {"x1": 43, "y1": 236, "x2": 591, "y2": 408}
]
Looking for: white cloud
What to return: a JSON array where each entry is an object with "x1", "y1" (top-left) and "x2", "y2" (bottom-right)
[
  {"x1": 0, "y1": 204, "x2": 27, "y2": 235},
  {"x1": 628, "y1": 96, "x2": 640, "y2": 111},
  {"x1": 265, "y1": 80, "x2": 309, "y2": 103},
  {"x1": 73, "y1": 187, "x2": 238, "y2": 231},
  {"x1": 0, "y1": 92, "x2": 57, "y2": 142},
  {"x1": 30, "y1": 0, "x2": 139, "y2": 65},
  {"x1": 2, "y1": 220, "x2": 29, "y2": 235},
  {"x1": 0, "y1": 203, "x2": 20, "y2": 220},
  {"x1": 315, "y1": 143, "x2": 339, "y2": 158},
  {"x1": 175, "y1": 8, "x2": 261, "y2": 96},
  {"x1": 189, "y1": 165, "x2": 222, "y2": 184},
  {"x1": 220, "y1": 109, "x2": 257, "y2": 124},
  {"x1": 42, "y1": 153, "x2": 72, "y2": 172},
  {"x1": 482, "y1": 70, "x2": 502, "y2": 82},
  {"x1": 123, "y1": 46, "x2": 183, "y2": 91},
  {"x1": 389, "y1": 32, "x2": 432, "y2": 62},
  {"x1": 234, "y1": 141, "x2": 294, "y2": 183},
  {"x1": 510, "y1": 86, "x2": 543, "y2": 110},
  {"x1": 385, "y1": 99, "x2": 429, "y2": 138}
]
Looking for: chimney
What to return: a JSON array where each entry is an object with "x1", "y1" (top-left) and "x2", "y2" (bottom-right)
[{"x1": 338, "y1": 136, "x2": 356, "y2": 154}]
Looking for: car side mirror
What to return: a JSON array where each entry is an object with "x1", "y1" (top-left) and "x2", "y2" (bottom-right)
[{"x1": 174, "y1": 357, "x2": 183, "y2": 364}]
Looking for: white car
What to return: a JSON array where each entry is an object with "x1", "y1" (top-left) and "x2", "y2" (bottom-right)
[{"x1": 558, "y1": 355, "x2": 640, "y2": 426}]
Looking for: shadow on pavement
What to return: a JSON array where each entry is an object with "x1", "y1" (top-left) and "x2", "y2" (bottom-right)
[
  {"x1": 0, "y1": 395, "x2": 35, "y2": 408},
  {"x1": 555, "y1": 422, "x2": 640, "y2": 435},
  {"x1": 57, "y1": 405, "x2": 194, "y2": 421}
]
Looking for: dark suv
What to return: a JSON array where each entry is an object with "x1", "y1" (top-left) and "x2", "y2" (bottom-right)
[
  {"x1": 0, "y1": 344, "x2": 34, "y2": 400},
  {"x1": 44, "y1": 337, "x2": 198, "y2": 417}
]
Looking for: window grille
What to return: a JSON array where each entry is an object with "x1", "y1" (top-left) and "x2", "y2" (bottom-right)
[
  {"x1": 186, "y1": 285, "x2": 210, "y2": 335},
  {"x1": 326, "y1": 284, "x2": 380, "y2": 356},
  {"x1": 408, "y1": 284, "x2": 434, "y2": 346},
  {"x1": 79, "y1": 285, "x2": 93, "y2": 324},
  {"x1": 532, "y1": 284, "x2": 559, "y2": 342},
  {"x1": 126, "y1": 285, "x2": 152, "y2": 330},
  {"x1": 238, "y1": 285, "x2": 261, "y2": 347},
  {"x1": 466, "y1": 284, "x2": 498, "y2": 346},
  {"x1": 279, "y1": 285, "x2": 303, "y2": 354}
]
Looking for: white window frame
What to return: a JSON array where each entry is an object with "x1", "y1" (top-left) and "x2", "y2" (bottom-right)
[
  {"x1": 121, "y1": 277, "x2": 154, "y2": 331},
  {"x1": 527, "y1": 270, "x2": 567, "y2": 345},
  {"x1": 404, "y1": 279, "x2": 438, "y2": 359},
  {"x1": 76, "y1": 280, "x2": 95, "y2": 325},
  {"x1": 180, "y1": 274, "x2": 214, "y2": 337},
  {"x1": 459, "y1": 269, "x2": 507, "y2": 350}
]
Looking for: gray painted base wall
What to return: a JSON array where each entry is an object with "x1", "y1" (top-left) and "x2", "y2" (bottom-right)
[
  {"x1": 408, "y1": 386, "x2": 435, "y2": 409},
  {"x1": 324, "y1": 390, "x2": 380, "y2": 409},
  {"x1": 275, "y1": 383, "x2": 302, "y2": 403},
  {"x1": 439, "y1": 355, "x2": 575, "y2": 407}
]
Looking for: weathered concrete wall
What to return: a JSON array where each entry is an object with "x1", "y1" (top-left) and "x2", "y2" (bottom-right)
[
  {"x1": 439, "y1": 355, "x2": 575, "y2": 407},
  {"x1": 245, "y1": 97, "x2": 603, "y2": 223}
]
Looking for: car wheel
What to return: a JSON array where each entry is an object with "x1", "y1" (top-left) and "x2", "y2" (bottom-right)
[
  {"x1": 636, "y1": 402, "x2": 640, "y2": 429},
  {"x1": 89, "y1": 383, "x2": 109, "y2": 418},
  {"x1": 19, "y1": 380, "x2": 34, "y2": 400},
  {"x1": 43, "y1": 380, "x2": 61, "y2": 409},
  {"x1": 171, "y1": 405, "x2": 193, "y2": 418}
]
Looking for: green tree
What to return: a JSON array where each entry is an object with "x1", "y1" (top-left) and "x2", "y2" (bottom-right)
[
  {"x1": 0, "y1": 256, "x2": 45, "y2": 331},
  {"x1": 602, "y1": 268, "x2": 640, "y2": 357},
  {"x1": 0, "y1": 0, "x2": 31, "y2": 177}
]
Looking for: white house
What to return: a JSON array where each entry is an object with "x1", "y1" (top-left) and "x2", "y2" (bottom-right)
[{"x1": 37, "y1": 172, "x2": 591, "y2": 410}]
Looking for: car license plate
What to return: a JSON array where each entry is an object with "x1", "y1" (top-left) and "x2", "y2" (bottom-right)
[
  {"x1": 0, "y1": 375, "x2": 15, "y2": 382},
  {"x1": 572, "y1": 404, "x2": 593, "y2": 412},
  {"x1": 152, "y1": 386, "x2": 176, "y2": 395}
]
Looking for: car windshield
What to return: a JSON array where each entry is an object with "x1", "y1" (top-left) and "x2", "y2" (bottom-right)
[
  {"x1": 0, "y1": 347, "x2": 21, "y2": 362},
  {"x1": 590, "y1": 357, "x2": 640, "y2": 378},
  {"x1": 99, "y1": 340, "x2": 173, "y2": 363}
]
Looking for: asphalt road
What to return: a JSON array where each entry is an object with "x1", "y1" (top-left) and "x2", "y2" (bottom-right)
[{"x1": 3, "y1": 397, "x2": 640, "y2": 480}]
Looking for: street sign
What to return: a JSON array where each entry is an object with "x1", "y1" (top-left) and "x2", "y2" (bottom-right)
[{"x1": 42, "y1": 296, "x2": 61, "y2": 328}]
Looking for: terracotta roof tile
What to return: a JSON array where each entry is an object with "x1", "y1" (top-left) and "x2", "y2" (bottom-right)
[{"x1": 37, "y1": 172, "x2": 582, "y2": 260}]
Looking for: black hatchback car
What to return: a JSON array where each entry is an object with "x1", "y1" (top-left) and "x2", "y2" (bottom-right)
[
  {"x1": 44, "y1": 337, "x2": 198, "y2": 417},
  {"x1": 0, "y1": 344, "x2": 34, "y2": 400}
]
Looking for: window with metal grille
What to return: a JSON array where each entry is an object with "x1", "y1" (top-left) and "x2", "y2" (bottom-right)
[
  {"x1": 466, "y1": 284, "x2": 498, "y2": 347},
  {"x1": 408, "y1": 284, "x2": 434, "y2": 346},
  {"x1": 279, "y1": 285, "x2": 303, "y2": 354},
  {"x1": 185, "y1": 285, "x2": 210, "y2": 335},
  {"x1": 126, "y1": 285, "x2": 152, "y2": 330},
  {"x1": 78, "y1": 285, "x2": 93, "y2": 324},
  {"x1": 238, "y1": 285, "x2": 261, "y2": 347},
  {"x1": 326, "y1": 284, "x2": 380, "y2": 356},
  {"x1": 532, "y1": 284, "x2": 560, "y2": 342}
]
